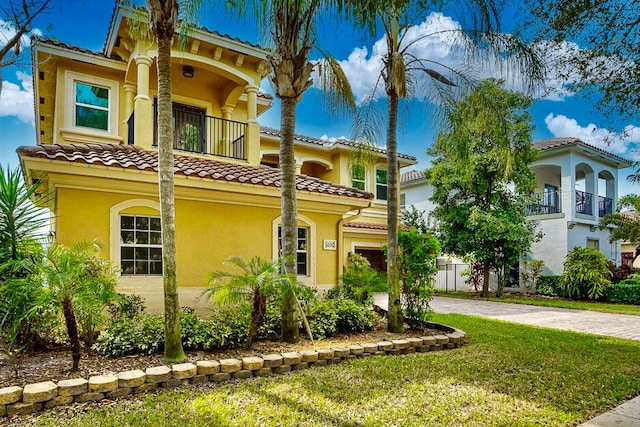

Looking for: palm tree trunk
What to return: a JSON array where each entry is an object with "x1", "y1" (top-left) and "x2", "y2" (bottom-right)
[
  {"x1": 482, "y1": 261, "x2": 490, "y2": 297},
  {"x1": 62, "y1": 298, "x2": 81, "y2": 371},
  {"x1": 279, "y1": 96, "x2": 301, "y2": 344},
  {"x1": 247, "y1": 290, "x2": 267, "y2": 349},
  {"x1": 386, "y1": 93, "x2": 403, "y2": 333},
  {"x1": 156, "y1": 21, "x2": 186, "y2": 363}
]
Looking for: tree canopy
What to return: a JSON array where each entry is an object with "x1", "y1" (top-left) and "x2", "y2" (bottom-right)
[
  {"x1": 428, "y1": 79, "x2": 538, "y2": 297},
  {"x1": 525, "y1": 0, "x2": 640, "y2": 123}
]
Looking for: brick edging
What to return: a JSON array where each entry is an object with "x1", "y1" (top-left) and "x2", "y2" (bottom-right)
[{"x1": 0, "y1": 325, "x2": 467, "y2": 417}]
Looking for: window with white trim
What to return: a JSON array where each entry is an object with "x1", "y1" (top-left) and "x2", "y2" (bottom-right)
[
  {"x1": 352, "y1": 165, "x2": 366, "y2": 190},
  {"x1": 74, "y1": 82, "x2": 110, "y2": 131},
  {"x1": 400, "y1": 193, "x2": 406, "y2": 209},
  {"x1": 65, "y1": 72, "x2": 119, "y2": 135},
  {"x1": 278, "y1": 226, "x2": 309, "y2": 276},
  {"x1": 376, "y1": 169, "x2": 387, "y2": 201},
  {"x1": 120, "y1": 215, "x2": 163, "y2": 275}
]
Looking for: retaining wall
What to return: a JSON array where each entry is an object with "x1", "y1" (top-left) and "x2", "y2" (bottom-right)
[{"x1": 0, "y1": 329, "x2": 467, "y2": 418}]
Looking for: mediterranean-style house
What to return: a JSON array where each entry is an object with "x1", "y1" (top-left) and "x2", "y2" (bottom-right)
[
  {"x1": 401, "y1": 137, "x2": 632, "y2": 283},
  {"x1": 17, "y1": 4, "x2": 415, "y2": 311}
]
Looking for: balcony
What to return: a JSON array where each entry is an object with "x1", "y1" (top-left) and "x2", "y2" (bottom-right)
[
  {"x1": 127, "y1": 105, "x2": 248, "y2": 161},
  {"x1": 598, "y1": 196, "x2": 613, "y2": 216},
  {"x1": 576, "y1": 190, "x2": 593, "y2": 215},
  {"x1": 526, "y1": 189, "x2": 561, "y2": 215}
]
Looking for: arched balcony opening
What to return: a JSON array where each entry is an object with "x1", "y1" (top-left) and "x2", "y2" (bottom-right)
[
  {"x1": 598, "y1": 170, "x2": 615, "y2": 216},
  {"x1": 575, "y1": 163, "x2": 595, "y2": 216}
]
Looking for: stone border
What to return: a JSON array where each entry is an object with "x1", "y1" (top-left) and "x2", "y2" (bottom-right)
[{"x1": 0, "y1": 325, "x2": 467, "y2": 418}]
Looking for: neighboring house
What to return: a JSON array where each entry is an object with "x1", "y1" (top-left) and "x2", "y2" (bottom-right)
[
  {"x1": 401, "y1": 137, "x2": 632, "y2": 280},
  {"x1": 17, "y1": 4, "x2": 415, "y2": 311}
]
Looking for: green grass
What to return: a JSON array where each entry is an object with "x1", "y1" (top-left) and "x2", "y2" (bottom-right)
[
  {"x1": 34, "y1": 314, "x2": 640, "y2": 426},
  {"x1": 436, "y1": 291, "x2": 640, "y2": 316}
]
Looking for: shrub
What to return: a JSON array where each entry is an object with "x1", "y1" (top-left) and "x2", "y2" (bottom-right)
[
  {"x1": 94, "y1": 306, "x2": 250, "y2": 357},
  {"x1": 604, "y1": 274, "x2": 640, "y2": 304},
  {"x1": 329, "y1": 254, "x2": 384, "y2": 304},
  {"x1": 561, "y1": 247, "x2": 612, "y2": 300},
  {"x1": 108, "y1": 293, "x2": 146, "y2": 320},
  {"x1": 520, "y1": 259, "x2": 544, "y2": 295},
  {"x1": 608, "y1": 262, "x2": 635, "y2": 284},
  {"x1": 306, "y1": 298, "x2": 378, "y2": 339},
  {"x1": 536, "y1": 275, "x2": 563, "y2": 297}
]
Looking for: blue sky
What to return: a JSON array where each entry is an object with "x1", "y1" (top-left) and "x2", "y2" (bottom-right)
[{"x1": 1, "y1": 0, "x2": 639, "y2": 196}]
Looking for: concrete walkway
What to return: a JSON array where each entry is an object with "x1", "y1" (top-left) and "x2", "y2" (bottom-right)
[{"x1": 373, "y1": 293, "x2": 640, "y2": 426}]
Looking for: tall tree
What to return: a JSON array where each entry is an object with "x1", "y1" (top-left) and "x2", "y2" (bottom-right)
[
  {"x1": 351, "y1": 1, "x2": 545, "y2": 330},
  {"x1": 525, "y1": 1, "x2": 640, "y2": 124},
  {"x1": 428, "y1": 79, "x2": 538, "y2": 297},
  {"x1": 0, "y1": 0, "x2": 54, "y2": 98},
  {"x1": 237, "y1": 0, "x2": 355, "y2": 343},
  {"x1": 145, "y1": 0, "x2": 189, "y2": 362}
]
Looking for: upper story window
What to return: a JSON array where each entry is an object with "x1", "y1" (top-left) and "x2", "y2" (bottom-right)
[
  {"x1": 400, "y1": 193, "x2": 406, "y2": 209},
  {"x1": 376, "y1": 169, "x2": 387, "y2": 201},
  {"x1": 352, "y1": 165, "x2": 366, "y2": 190},
  {"x1": 64, "y1": 71, "x2": 119, "y2": 135},
  {"x1": 120, "y1": 215, "x2": 162, "y2": 276}
]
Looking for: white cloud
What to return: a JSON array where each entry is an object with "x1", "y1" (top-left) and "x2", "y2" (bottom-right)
[
  {"x1": 321, "y1": 12, "x2": 576, "y2": 104},
  {"x1": 0, "y1": 71, "x2": 35, "y2": 124},
  {"x1": 544, "y1": 113, "x2": 640, "y2": 161}
]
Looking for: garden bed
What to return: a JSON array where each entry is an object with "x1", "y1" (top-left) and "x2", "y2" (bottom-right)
[{"x1": 1, "y1": 325, "x2": 441, "y2": 389}]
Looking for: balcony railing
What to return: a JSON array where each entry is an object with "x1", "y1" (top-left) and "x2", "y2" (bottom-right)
[
  {"x1": 125, "y1": 105, "x2": 248, "y2": 160},
  {"x1": 576, "y1": 190, "x2": 593, "y2": 215},
  {"x1": 526, "y1": 189, "x2": 561, "y2": 215},
  {"x1": 154, "y1": 106, "x2": 247, "y2": 160},
  {"x1": 598, "y1": 196, "x2": 613, "y2": 216}
]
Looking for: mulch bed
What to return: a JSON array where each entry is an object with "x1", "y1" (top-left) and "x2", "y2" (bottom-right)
[{"x1": 1, "y1": 326, "x2": 436, "y2": 389}]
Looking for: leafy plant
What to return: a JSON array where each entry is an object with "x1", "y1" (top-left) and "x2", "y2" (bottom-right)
[
  {"x1": 604, "y1": 281, "x2": 640, "y2": 305},
  {"x1": 561, "y1": 247, "x2": 612, "y2": 300},
  {"x1": 204, "y1": 256, "x2": 293, "y2": 348},
  {"x1": 108, "y1": 293, "x2": 146, "y2": 321},
  {"x1": 396, "y1": 227, "x2": 440, "y2": 327},
  {"x1": 93, "y1": 306, "x2": 251, "y2": 358},
  {"x1": 306, "y1": 298, "x2": 378, "y2": 339},
  {"x1": 535, "y1": 275, "x2": 563, "y2": 297},
  {"x1": 329, "y1": 253, "x2": 384, "y2": 304},
  {"x1": 461, "y1": 261, "x2": 484, "y2": 292},
  {"x1": 40, "y1": 240, "x2": 118, "y2": 370},
  {"x1": 520, "y1": 259, "x2": 545, "y2": 295}
]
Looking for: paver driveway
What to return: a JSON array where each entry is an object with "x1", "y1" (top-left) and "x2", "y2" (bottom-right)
[{"x1": 373, "y1": 294, "x2": 640, "y2": 341}]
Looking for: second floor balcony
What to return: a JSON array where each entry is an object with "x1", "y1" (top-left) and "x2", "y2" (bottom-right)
[
  {"x1": 127, "y1": 103, "x2": 248, "y2": 161},
  {"x1": 526, "y1": 189, "x2": 562, "y2": 216}
]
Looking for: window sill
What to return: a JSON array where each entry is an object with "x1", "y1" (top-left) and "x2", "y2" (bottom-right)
[{"x1": 60, "y1": 127, "x2": 123, "y2": 145}]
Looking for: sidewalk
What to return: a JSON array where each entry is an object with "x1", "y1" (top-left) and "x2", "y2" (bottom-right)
[{"x1": 373, "y1": 293, "x2": 640, "y2": 426}]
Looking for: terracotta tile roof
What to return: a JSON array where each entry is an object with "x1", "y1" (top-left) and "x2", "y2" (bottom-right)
[
  {"x1": 401, "y1": 169, "x2": 426, "y2": 184},
  {"x1": 344, "y1": 222, "x2": 389, "y2": 231},
  {"x1": 534, "y1": 137, "x2": 631, "y2": 166},
  {"x1": 260, "y1": 127, "x2": 417, "y2": 162},
  {"x1": 32, "y1": 36, "x2": 120, "y2": 61},
  {"x1": 17, "y1": 144, "x2": 374, "y2": 200}
]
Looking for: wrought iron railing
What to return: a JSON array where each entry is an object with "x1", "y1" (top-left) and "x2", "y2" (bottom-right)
[
  {"x1": 526, "y1": 189, "x2": 562, "y2": 215},
  {"x1": 598, "y1": 196, "x2": 613, "y2": 216},
  {"x1": 148, "y1": 104, "x2": 247, "y2": 160},
  {"x1": 576, "y1": 190, "x2": 593, "y2": 215}
]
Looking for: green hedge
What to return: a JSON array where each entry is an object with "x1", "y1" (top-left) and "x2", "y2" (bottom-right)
[
  {"x1": 536, "y1": 275, "x2": 564, "y2": 297},
  {"x1": 604, "y1": 283, "x2": 640, "y2": 305}
]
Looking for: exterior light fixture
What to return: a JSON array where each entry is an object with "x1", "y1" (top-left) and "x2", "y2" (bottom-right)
[{"x1": 182, "y1": 65, "x2": 194, "y2": 78}]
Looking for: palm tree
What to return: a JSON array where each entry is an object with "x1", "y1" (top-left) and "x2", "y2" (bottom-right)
[
  {"x1": 41, "y1": 240, "x2": 118, "y2": 371},
  {"x1": 204, "y1": 256, "x2": 292, "y2": 348},
  {"x1": 238, "y1": 0, "x2": 355, "y2": 343},
  {"x1": 145, "y1": 0, "x2": 199, "y2": 362},
  {"x1": 351, "y1": 1, "x2": 545, "y2": 330}
]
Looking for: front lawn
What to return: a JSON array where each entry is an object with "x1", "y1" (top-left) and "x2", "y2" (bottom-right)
[
  {"x1": 436, "y1": 291, "x2": 640, "y2": 316},
  {"x1": 32, "y1": 314, "x2": 640, "y2": 426}
]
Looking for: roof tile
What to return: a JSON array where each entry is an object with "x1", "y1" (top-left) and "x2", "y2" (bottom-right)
[
  {"x1": 533, "y1": 137, "x2": 631, "y2": 166},
  {"x1": 18, "y1": 143, "x2": 373, "y2": 200}
]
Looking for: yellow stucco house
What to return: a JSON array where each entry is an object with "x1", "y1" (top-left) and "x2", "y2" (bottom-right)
[{"x1": 18, "y1": 4, "x2": 415, "y2": 311}]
